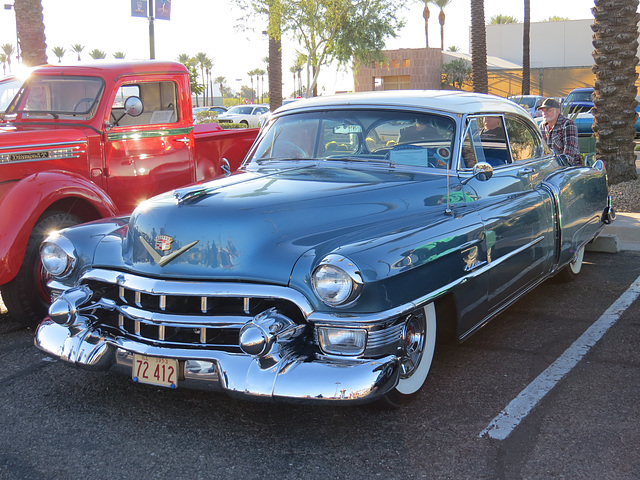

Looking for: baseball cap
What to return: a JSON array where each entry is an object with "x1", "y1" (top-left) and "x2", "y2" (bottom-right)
[{"x1": 537, "y1": 98, "x2": 561, "y2": 109}]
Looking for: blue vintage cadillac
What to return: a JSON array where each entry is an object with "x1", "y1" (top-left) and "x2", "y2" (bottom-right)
[{"x1": 35, "y1": 91, "x2": 614, "y2": 406}]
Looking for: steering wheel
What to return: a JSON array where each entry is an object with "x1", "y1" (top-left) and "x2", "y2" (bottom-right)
[
  {"x1": 274, "y1": 140, "x2": 308, "y2": 158},
  {"x1": 73, "y1": 97, "x2": 94, "y2": 112}
]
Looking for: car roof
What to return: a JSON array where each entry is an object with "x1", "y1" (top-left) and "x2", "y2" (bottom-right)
[
  {"x1": 569, "y1": 87, "x2": 594, "y2": 93},
  {"x1": 277, "y1": 90, "x2": 528, "y2": 116},
  {"x1": 28, "y1": 61, "x2": 188, "y2": 78}
]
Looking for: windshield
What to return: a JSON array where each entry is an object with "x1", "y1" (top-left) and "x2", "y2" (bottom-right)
[
  {"x1": 0, "y1": 77, "x2": 22, "y2": 112},
  {"x1": 227, "y1": 105, "x2": 255, "y2": 115},
  {"x1": 510, "y1": 96, "x2": 538, "y2": 108},
  {"x1": 565, "y1": 91, "x2": 593, "y2": 103},
  {"x1": 8, "y1": 75, "x2": 104, "y2": 120},
  {"x1": 248, "y1": 110, "x2": 456, "y2": 170}
]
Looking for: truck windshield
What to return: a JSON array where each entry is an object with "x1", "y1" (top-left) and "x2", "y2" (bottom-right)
[
  {"x1": 0, "y1": 77, "x2": 22, "y2": 113},
  {"x1": 248, "y1": 109, "x2": 456, "y2": 170},
  {"x1": 10, "y1": 75, "x2": 104, "y2": 120}
]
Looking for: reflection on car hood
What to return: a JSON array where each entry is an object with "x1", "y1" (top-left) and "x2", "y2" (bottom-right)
[{"x1": 97, "y1": 165, "x2": 453, "y2": 284}]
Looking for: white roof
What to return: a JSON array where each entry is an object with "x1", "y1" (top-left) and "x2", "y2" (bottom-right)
[{"x1": 278, "y1": 90, "x2": 529, "y2": 117}]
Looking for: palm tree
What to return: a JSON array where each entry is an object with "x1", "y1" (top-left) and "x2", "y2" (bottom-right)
[
  {"x1": 176, "y1": 53, "x2": 192, "y2": 65},
  {"x1": 70, "y1": 44, "x2": 84, "y2": 61},
  {"x1": 256, "y1": 68, "x2": 266, "y2": 103},
  {"x1": 422, "y1": 1, "x2": 430, "y2": 48},
  {"x1": 204, "y1": 58, "x2": 213, "y2": 105},
  {"x1": 431, "y1": 0, "x2": 452, "y2": 50},
  {"x1": 194, "y1": 52, "x2": 210, "y2": 105},
  {"x1": 247, "y1": 69, "x2": 259, "y2": 103},
  {"x1": 0, "y1": 54, "x2": 7, "y2": 75},
  {"x1": 214, "y1": 76, "x2": 227, "y2": 102},
  {"x1": 522, "y1": 0, "x2": 530, "y2": 95},
  {"x1": 447, "y1": 46, "x2": 461, "y2": 52},
  {"x1": 88, "y1": 49, "x2": 106, "y2": 59},
  {"x1": 1, "y1": 44, "x2": 14, "y2": 72},
  {"x1": 592, "y1": 0, "x2": 639, "y2": 184},
  {"x1": 470, "y1": 0, "x2": 488, "y2": 93},
  {"x1": 14, "y1": 0, "x2": 47, "y2": 66},
  {"x1": 113, "y1": 51, "x2": 126, "y2": 59},
  {"x1": 51, "y1": 46, "x2": 65, "y2": 63},
  {"x1": 489, "y1": 14, "x2": 518, "y2": 24},
  {"x1": 267, "y1": 1, "x2": 283, "y2": 111}
]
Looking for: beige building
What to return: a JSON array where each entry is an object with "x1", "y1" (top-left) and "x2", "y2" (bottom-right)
[
  {"x1": 352, "y1": 19, "x2": 621, "y2": 97},
  {"x1": 353, "y1": 48, "x2": 442, "y2": 92}
]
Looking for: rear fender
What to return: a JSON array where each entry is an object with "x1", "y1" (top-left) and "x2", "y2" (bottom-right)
[
  {"x1": 541, "y1": 160, "x2": 609, "y2": 267},
  {"x1": 0, "y1": 171, "x2": 119, "y2": 284}
]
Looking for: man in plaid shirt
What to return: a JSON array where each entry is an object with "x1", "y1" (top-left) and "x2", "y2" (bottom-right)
[{"x1": 537, "y1": 98, "x2": 582, "y2": 166}]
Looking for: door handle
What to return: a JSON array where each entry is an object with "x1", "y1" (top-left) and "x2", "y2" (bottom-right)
[
  {"x1": 518, "y1": 167, "x2": 534, "y2": 176},
  {"x1": 173, "y1": 137, "x2": 190, "y2": 144}
]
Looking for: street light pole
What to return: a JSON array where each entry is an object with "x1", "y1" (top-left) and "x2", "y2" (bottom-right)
[{"x1": 148, "y1": 0, "x2": 155, "y2": 60}]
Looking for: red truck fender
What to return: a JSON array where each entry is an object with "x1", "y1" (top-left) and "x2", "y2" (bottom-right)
[{"x1": 0, "y1": 170, "x2": 119, "y2": 284}]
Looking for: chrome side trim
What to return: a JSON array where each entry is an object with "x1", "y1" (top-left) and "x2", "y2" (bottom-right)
[{"x1": 0, "y1": 140, "x2": 88, "y2": 152}]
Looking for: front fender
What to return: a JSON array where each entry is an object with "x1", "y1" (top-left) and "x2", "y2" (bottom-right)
[{"x1": 0, "y1": 171, "x2": 119, "y2": 284}]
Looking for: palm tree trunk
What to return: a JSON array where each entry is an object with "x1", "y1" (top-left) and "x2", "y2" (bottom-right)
[
  {"x1": 471, "y1": 0, "x2": 488, "y2": 94},
  {"x1": 268, "y1": 1, "x2": 283, "y2": 111},
  {"x1": 522, "y1": 0, "x2": 530, "y2": 95},
  {"x1": 14, "y1": 0, "x2": 47, "y2": 66},
  {"x1": 439, "y1": 11, "x2": 445, "y2": 50},
  {"x1": 423, "y1": 4, "x2": 430, "y2": 48},
  {"x1": 592, "y1": 0, "x2": 639, "y2": 184}
]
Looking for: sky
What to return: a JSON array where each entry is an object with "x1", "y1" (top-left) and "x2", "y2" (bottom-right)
[{"x1": 0, "y1": 0, "x2": 596, "y2": 97}]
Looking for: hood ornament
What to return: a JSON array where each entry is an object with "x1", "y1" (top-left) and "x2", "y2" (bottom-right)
[{"x1": 140, "y1": 235, "x2": 199, "y2": 267}]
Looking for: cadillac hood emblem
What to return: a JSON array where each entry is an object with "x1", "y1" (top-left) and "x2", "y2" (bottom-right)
[{"x1": 140, "y1": 235, "x2": 199, "y2": 267}]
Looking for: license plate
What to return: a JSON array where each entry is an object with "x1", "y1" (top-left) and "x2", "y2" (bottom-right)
[{"x1": 133, "y1": 354, "x2": 178, "y2": 388}]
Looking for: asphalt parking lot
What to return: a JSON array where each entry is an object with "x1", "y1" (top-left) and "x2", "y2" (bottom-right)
[{"x1": 1, "y1": 250, "x2": 639, "y2": 480}]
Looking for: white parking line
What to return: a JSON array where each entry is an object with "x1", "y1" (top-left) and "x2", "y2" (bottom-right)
[{"x1": 480, "y1": 273, "x2": 640, "y2": 440}]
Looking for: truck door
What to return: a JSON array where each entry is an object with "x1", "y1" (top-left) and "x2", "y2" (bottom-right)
[
  {"x1": 462, "y1": 115, "x2": 555, "y2": 314},
  {"x1": 103, "y1": 79, "x2": 196, "y2": 213}
]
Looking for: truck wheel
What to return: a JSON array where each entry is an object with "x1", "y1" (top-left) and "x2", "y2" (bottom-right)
[
  {"x1": 378, "y1": 303, "x2": 437, "y2": 408},
  {"x1": 1, "y1": 211, "x2": 82, "y2": 327}
]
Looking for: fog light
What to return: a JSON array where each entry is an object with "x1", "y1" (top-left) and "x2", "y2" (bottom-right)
[
  {"x1": 48, "y1": 286, "x2": 92, "y2": 326},
  {"x1": 318, "y1": 327, "x2": 366, "y2": 356}
]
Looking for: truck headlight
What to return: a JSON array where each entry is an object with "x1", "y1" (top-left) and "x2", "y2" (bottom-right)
[
  {"x1": 41, "y1": 235, "x2": 76, "y2": 277},
  {"x1": 318, "y1": 327, "x2": 366, "y2": 356},
  {"x1": 312, "y1": 255, "x2": 363, "y2": 306}
]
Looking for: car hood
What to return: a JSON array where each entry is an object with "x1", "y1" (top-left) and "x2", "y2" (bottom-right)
[
  {"x1": 0, "y1": 123, "x2": 90, "y2": 146},
  {"x1": 96, "y1": 165, "x2": 454, "y2": 285}
]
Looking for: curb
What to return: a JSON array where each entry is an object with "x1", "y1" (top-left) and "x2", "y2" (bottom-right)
[{"x1": 587, "y1": 212, "x2": 640, "y2": 253}]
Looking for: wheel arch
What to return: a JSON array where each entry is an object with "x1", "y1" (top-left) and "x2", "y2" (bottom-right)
[{"x1": 0, "y1": 171, "x2": 119, "y2": 284}]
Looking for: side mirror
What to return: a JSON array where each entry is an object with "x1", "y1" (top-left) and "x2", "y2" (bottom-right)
[
  {"x1": 472, "y1": 161, "x2": 493, "y2": 181},
  {"x1": 124, "y1": 96, "x2": 144, "y2": 117}
]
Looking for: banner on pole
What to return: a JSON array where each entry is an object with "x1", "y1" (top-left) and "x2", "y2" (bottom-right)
[
  {"x1": 155, "y1": 0, "x2": 171, "y2": 20},
  {"x1": 131, "y1": 0, "x2": 148, "y2": 17}
]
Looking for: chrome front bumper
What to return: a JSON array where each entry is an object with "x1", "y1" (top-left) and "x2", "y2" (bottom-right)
[{"x1": 35, "y1": 317, "x2": 399, "y2": 404}]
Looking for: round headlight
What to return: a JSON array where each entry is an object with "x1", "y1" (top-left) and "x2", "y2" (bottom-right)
[
  {"x1": 41, "y1": 240, "x2": 74, "y2": 277},
  {"x1": 312, "y1": 255, "x2": 363, "y2": 306}
]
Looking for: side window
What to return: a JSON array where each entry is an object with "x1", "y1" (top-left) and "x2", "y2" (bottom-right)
[
  {"x1": 111, "y1": 81, "x2": 178, "y2": 127},
  {"x1": 505, "y1": 116, "x2": 549, "y2": 161},
  {"x1": 461, "y1": 116, "x2": 511, "y2": 168}
]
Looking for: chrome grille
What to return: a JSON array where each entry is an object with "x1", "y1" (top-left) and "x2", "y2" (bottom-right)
[{"x1": 79, "y1": 269, "x2": 309, "y2": 351}]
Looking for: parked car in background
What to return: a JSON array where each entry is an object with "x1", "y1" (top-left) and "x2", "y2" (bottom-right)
[
  {"x1": 572, "y1": 96, "x2": 640, "y2": 137},
  {"x1": 508, "y1": 94, "x2": 543, "y2": 117},
  {"x1": 192, "y1": 105, "x2": 227, "y2": 122},
  {"x1": 36, "y1": 91, "x2": 613, "y2": 406},
  {"x1": 218, "y1": 104, "x2": 269, "y2": 128},
  {"x1": 563, "y1": 87, "x2": 594, "y2": 114}
]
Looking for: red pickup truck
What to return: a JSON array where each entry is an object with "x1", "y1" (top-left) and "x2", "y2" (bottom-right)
[{"x1": 0, "y1": 61, "x2": 258, "y2": 325}]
